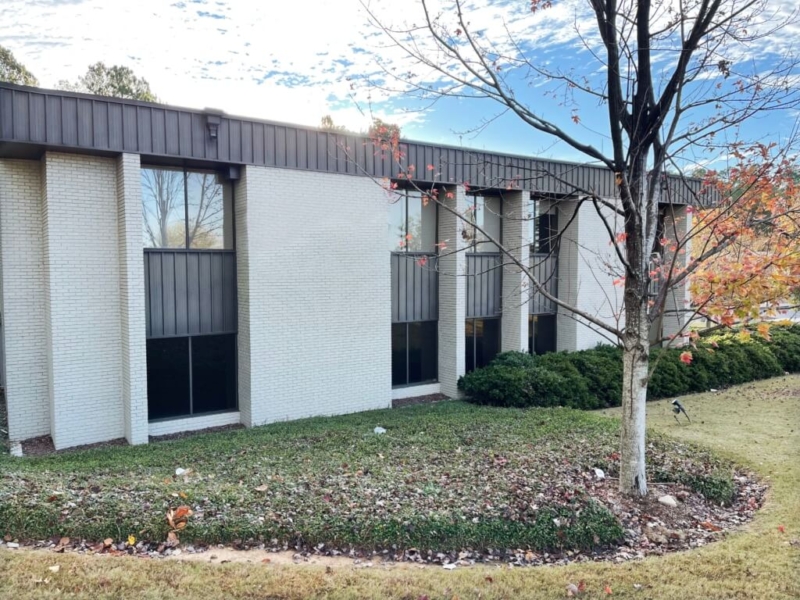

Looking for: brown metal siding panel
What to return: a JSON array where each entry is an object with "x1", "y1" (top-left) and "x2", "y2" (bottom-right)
[
  {"x1": 45, "y1": 96, "x2": 62, "y2": 144},
  {"x1": 252, "y1": 122, "x2": 265, "y2": 165},
  {"x1": 165, "y1": 110, "x2": 180, "y2": 155},
  {"x1": 77, "y1": 99, "x2": 93, "y2": 147},
  {"x1": 191, "y1": 113, "x2": 205, "y2": 158},
  {"x1": 29, "y1": 93, "x2": 46, "y2": 142},
  {"x1": 241, "y1": 121, "x2": 253, "y2": 164},
  {"x1": 217, "y1": 119, "x2": 229, "y2": 161},
  {"x1": 137, "y1": 107, "x2": 152, "y2": 153},
  {"x1": 0, "y1": 89, "x2": 13, "y2": 140},
  {"x1": 264, "y1": 124, "x2": 276, "y2": 165},
  {"x1": 229, "y1": 120, "x2": 242, "y2": 162},
  {"x1": 178, "y1": 112, "x2": 192, "y2": 156},
  {"x1": 61, "y1": 97, "x2": 78, "y2": 146},
  {"x1": 284, "y1": 127, "x2": 296, "y2": 168},
  {"x1": 122, "y1": 104, "x2": 137, "y2": 151},
  {"x1": 92, "y1": 101, "x2": 109, "y2": 149},
  {"x1": 12, "y1": 91, "x2": 28, "y2": 141}
]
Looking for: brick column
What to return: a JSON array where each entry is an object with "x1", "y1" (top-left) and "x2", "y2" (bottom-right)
[
  {"x1": 116, "y1": 154, "x2": 148, "y2": 445},
  {"x1": 42, "y1": 153, "x2": 124, "y2": 450},
  {"x1": 235, "y1": 165, "x2": 271, "y2": 427},
  {"x1": 437, "y1": 185, "x2": 468, "y2": 398},
  {"x1": 501, "y1": 190, "x2": 530, "y2": 353}
]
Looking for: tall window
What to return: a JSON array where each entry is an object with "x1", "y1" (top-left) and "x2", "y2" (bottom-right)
[
  {"x1": 390, "y1": 189, "x2": 438, "y2": 387},
  {"x1": 388, "y1": 189, "x2": 437, "y2": 253},
  {"x1": 468, "y1": 194, "x2": 502, "y2": 252},
  {"x1": 142, "y1": 166, "x2": 237, "y2": 421},
  {"x1": 466, "y1": 318, "x2": 501, "y2": 372},
  {"x1": 142, "y1": 167, "x2": 233, "y2": 250}
]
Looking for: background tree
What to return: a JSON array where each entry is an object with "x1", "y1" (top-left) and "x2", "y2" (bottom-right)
[
  {"x1": 58, "y1": 62, "x2": 157, "y2": 102},
  {"x1": 320, "y1": 114, "x2": 347, "y2": 131},
  {"x1": 360, "y1": 0, "x2": 800, "y2": 496},
  {"x1": 0, "y1": 44, "x2": 38, "y2": 86}
]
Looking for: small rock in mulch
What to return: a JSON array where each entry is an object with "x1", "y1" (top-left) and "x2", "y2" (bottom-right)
[
  {"x1": 392, "y1": 393, "x2": 449, "y2": 409},
  {"x1": 658, "y1": 494, "x2": 679, "y2": 508}
]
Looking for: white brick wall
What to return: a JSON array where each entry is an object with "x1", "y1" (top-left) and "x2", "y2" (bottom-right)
[
  {"x1": 501, "y1": 190, "x2": 530, "y2": 353},
  {"x1": 437, "y1": 185, "x2": 468, "y2": 397},
  {"x1": 237, "y1": 167, "x2": 391, "y2": 425},
  {"x1": 556, "y1": 199, "x2": 623, "y2": 351},
  {"x1": 0, "y1": 159, "x2": 50, "y2": 441},
  {"x1": 116, "y1": 154, "x2": 148, "y2": 445},
  {"x1": 42, "y1": 153, "x2": 124, "y2": 449}
]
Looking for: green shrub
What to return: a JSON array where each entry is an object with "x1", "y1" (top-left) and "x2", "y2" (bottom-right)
[
  {"x1": 679, "y1": 471, "x2": 735, "y2": 505},
  {"x1": 461, "y1": 326, "x2": 796, "y2": 410}
]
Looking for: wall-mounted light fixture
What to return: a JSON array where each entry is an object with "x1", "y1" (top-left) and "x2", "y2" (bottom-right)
[{"x1": 204, "y1": 110, "x2": 223, "y2": 141}]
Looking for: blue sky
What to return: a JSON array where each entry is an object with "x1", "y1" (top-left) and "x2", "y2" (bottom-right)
[{"x1": 2, "y1": 0, "x2": 799, "y2": 170}]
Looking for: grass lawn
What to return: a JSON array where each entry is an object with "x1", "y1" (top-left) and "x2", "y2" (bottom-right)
[{"x1": 1, "y1": 377, "x2": 799, "y2": 599}]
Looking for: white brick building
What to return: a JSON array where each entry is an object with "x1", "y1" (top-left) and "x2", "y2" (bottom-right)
[{"x1": 0, "y1": 83, "x2": 698, "y2": 451}]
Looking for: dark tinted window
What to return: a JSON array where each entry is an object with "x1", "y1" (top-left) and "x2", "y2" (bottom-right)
[
  {"x1": 466, "y1": 318, "x2": 501, "y2": 372},
  {"x1": 529, "y1": 314, "x2": 557, "y2": 355},
  {"x1": 392, "y1": 322, "x2": 438, "y2": 386},
  {"x1": 192, "y1": 334, "x2": 237, "y2": 414},
  {"x1": 147, "y1": 337, "x2": 191, "y2": 420}
]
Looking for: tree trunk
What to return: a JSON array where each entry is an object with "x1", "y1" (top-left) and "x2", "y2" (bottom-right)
[{"x1": 619, "y1": 298, "x2": 650, "y2": 496}]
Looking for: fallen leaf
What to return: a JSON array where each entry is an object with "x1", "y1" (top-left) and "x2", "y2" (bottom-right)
[
  {"x1": 59, "y1": 537, "x2": 70, "y2": 546},
  {"x1": 166, "y1": 531, "x2": 180, "y2": 548},
  {"x1": 566, "y1": 583, "x2": 579, "y2": 597},
  {"x1": 261, "y1": 558, "x2": 271, "y2": 564},
  {"x1": 103, "y1": 538, "x2": 113, "y2": 548},
  {"x1": 485, "y1": 576, "x2": 493, "y2": 583},
  {"x1": 179, "y1": 492, "x2": 188, "y2": 499},
  {"x1": 166, "y1": 506, "x2": 193, "y2": 530},
  {"x1": 127, "y1": 534, "x2": 136, "y2": 546},
  {"x1": 604, "y1": 585, "x2": 613, "y2": 595},
  {"x1": 254, "y1": 485, "x2": 269, "y2": 493},
  {"x1": 48, "y1": 565, "x2": 60, "y2": 573},
  {"x1": 778, "y1": 525, "x2": 786, "y2": 533},
  {"x1": 699, "y1": 521, "x2": 722, "y2": 532},
  {"x1": 578, "y1": 581, "x2": 587, "y2": 592}
]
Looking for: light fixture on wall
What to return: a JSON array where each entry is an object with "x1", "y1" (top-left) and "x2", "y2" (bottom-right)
[{"x1": 204, "y1": 110, "x2": 222, "y2": 141}]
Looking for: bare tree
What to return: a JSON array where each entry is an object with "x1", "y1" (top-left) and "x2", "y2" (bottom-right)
[{"x1": 359, "y1": 0, "x2": 800, "y2": 496}]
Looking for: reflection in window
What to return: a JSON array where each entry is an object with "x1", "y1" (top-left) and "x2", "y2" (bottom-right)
[
  {"x1": 392, "y1": 321, "x2": 437, "y2": 386},
  {"x1": 388, "y1": 189, "x2": 437, "y2": 253},
  {"x1": 465, "y1": 318, "x2": 501, "y2": 372},
  {"x1": 529, "y1": 314, "x2": 557, "y2": 355},
  {"x1": 142, "y1": 167, "x2": 232, "y2": 249},
  {"x1": 469, "y1": 195, "x2": 502, "y2": 252},
  {"x1": 186, "y1": 172, "x2": 230, "y2": 249},
  {"x1": 142, "y1": 168, "x2": 186, "y2": 248}
]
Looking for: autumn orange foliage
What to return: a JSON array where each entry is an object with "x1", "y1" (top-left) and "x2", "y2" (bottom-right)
[{"x1": 690, "y1": 145, "x2": 800, "y2": 329}]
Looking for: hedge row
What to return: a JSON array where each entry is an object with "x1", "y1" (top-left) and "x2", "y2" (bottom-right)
[{"x1": 459, "y1": 324, "x2": 800, "y2": 409}]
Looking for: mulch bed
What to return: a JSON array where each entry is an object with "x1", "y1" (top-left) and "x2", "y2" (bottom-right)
[
  {"x1": 392, "y1": 393, "x2": 450, "y2": 408},
  {"x1": 20, "y1": 435, "x2": 129, "y2": 457}
]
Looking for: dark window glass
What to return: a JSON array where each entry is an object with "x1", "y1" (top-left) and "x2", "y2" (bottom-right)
[
  {"x1": 186, "y1": 172, "x2": 231, "y2": 249},
  {"x1": 141, "y1": 168, "x2": 186, "y2": 248},
  {"x1": 408, "y1": 321, "x2": 437, "y2": 383},
  {"x1": 536, "y1": 214, "x2": 558, "y2": 254},
  {"x1": 388, "y1": 196, "x2": 406, "y2": 252},
  {"x1": 466, "y1": 318, "x2": 501, "y2": 372},
  {"x1": 392, "y1": 322, "x2": 438, "y2": 386},
  {"x1": 529, "y1": 314, "x2": 557, "y2": 355},
  {"x1": 192, "y1": 334, "x2": 238, "y2": 414},
  {"x1": 391, "y1": 324, "x2": 407, "y2": 386},
  {"x1": 147, "y1": 337, "x2": 191, "y2": 420}
]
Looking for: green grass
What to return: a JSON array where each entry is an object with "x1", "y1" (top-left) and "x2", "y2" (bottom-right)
[
  {"x1": 0, "y1": 399, "x2": 729, "y2": 554},
  {"x1": 0, "y1": 377, "x2": 798, "y2": 598}
]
